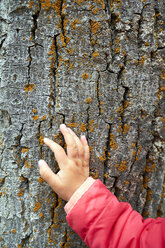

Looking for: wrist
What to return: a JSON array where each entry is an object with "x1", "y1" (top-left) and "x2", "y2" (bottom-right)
[{"x1": 64, "y1": 177, "x2": 95, "y2": 214}]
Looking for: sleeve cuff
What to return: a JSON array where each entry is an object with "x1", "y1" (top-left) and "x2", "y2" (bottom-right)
[{"x1": 64, "y1": 177, "x2": 95, "y2": 214}]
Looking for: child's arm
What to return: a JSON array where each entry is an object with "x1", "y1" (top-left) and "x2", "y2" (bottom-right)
[{"x1": 38, "y1": 125, "x2": 165, "y2": 248}]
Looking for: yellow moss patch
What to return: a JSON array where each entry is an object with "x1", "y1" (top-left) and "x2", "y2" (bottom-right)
[
  {"x1": 24, "y1": 83, "x2": 34, "y2": 92},
  {"x1": 82, "y1": 73, "x2": 89, "y2": 79}
]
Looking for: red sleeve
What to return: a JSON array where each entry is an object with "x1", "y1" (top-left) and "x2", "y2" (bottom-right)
[{"x1": 66, "y1": 179, "x2": 165, "y2": 248}]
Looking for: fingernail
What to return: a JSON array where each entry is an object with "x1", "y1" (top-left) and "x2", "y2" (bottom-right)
[
  {"x1": 60, "y1": 124, "x2": 67, "y2": 130},
  {"x1": 44, "y1": 137, "x2": 49, "y2": 143},
  {"x1": 38, "y1": 160, "x2": 44, "y2": 167},
  {"x1": 81, "y1": 135, "x2": 87, "y2": 144}
]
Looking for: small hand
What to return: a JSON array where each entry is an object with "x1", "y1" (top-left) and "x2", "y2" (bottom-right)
[{"x1": 38, "y1": 124, "x2": 90, "y2": 201}]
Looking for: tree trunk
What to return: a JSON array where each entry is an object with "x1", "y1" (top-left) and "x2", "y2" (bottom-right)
[{"x1": 0, "y1": 0, "x2": 165, "y2": 247}]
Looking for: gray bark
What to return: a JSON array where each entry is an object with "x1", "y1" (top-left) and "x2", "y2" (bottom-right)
[{"x1": 0, "y1": 0, "x2": 165, "y2": 247}]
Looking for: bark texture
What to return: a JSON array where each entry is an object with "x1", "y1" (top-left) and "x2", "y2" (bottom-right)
[{"x1": 0, "y1": 0, "x2": 165, "y2": 247}]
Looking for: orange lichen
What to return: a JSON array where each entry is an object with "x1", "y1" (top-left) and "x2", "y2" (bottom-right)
[
  {"x1": 160, "y1": 116, "x2": 165, "y2": 122},
  {"x1": 99, "y1": 151, "x2": 106, "y2": 161},
  {"x1": 146, "y1": 189, "x2": 152, "y2": 201},
  {"x1": 40, "y1": 0, "x2": 52, "y2": 10},
  {"x1": 85, "y1": 97, "x2": 92, "y2": 103},
  {"x1": 124, "y1": 180, "x2": 130, "y2": 185},
  {"x1": 39, "y1": 133, "x2": 44, "y2": 146},
  {"x1": 25, "y1": 161, "x2": 30, "y2": 168},
  {"x1": 11, "y1": 229, "x2": 16, "y2": 234},
  {"x1": 117, "y1": 106, "x2": 123, "y2": 115},
  {"x1": 124, "y1": 101, "x2": 130, "y2": 108},
  {"x1": 33, "y1": 115, "x2": 39, "y2": 121},
  {"x1": 80, "y1": 123, "x2": 87, "y2": 132},
  {"x1": 91, "y1": 20, "x2": 100, "y2": 34},
  {"x1": 27, "y1": 57, "x2": 31, "y2": 62},
  {"x1": 41, "y1": 115, "x2": 47, "y2": 120},
  {"x1": 132, "y1": 142, "x2": 136, "y2": 148},
  {"x1": 17, "y1": 189, "x2": 23, "y2": 197},
  {"x1": 24, "y1": 83, "x2": 34, "y2": 92},
  {"x1": 33, "y1": 108, "x2": 37, "y2": 113},
  {"x1": 132, "y1": 150, "x2": 136, "y2": 157},
  {"x1": 110, "y1": 134, "x2": 118, "y2": 150},
  {"x1": 40, "y1": 212, "x2": 44, "y2": 218},
  {"x1": 82, "y1": 73, "x2": 89, "y2": 79},
  {"x1": 67, "y1": 122, "x2": 78, "y2": 128},
  {"x1": 117, "y1": 124, "x2": 122, "y2": 133},
  {"x1": 83, "y1": 52, "x2": 87, "y2": 58},
  {"x1": 33, "y1": 202, "x2": 41, "y2": 212},
  {"x1": 71, "y1": 18, "x2": 80, "y2": 29},
  {"x1": 123, "y1": 124, "x2": 130, "y2": 134},
  {"x1": 161, "y1": 87, "x2": 165, "y2": 91},
  {"x1": 117, "y1": 160, "x2": 127, "y2": 172},
  {"x1": 115, "y1": 47, "x2": 120, "y2": 53},
  {"x1": 92, "y1": 51, "x2": 99, "y2": 58},
  {"x1": 161, "y1": 73, "x2": 165, "y2": 80},
  {"x1": 139, "y1": 56, "x2": 145, "y2": 64},
  {"x1": 38, "y1": 177, "x2": 44, "y2": 183},
  {"x1": 17, "y1": 245, "x2": 22, "y2": 248},
  {"x1": 92, "y1": 7, "x2": 99, "y2": 14},
  {"x1": 22, "y1": 148, "x2": 29, "y2": 153}
]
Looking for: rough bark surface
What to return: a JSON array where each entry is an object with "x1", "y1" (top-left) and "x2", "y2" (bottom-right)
[{"x1": 0, "y1": 0, "x2": 165, "y2": 247}]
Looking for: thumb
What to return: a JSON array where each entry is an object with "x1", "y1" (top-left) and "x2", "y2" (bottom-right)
[{"x1": 38, "y1": 159, "x2": 61, "y2": 193}]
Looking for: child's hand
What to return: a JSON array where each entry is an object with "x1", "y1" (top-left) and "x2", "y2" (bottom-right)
[{"x1": 38, "y1": 124, "x2": 90, "y2": 201}]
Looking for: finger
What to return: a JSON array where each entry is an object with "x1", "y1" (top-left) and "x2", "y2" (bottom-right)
[
  {"x1": 80, "y1": 135, "x2": 90, "y2": 167},
  {"x1": 60, "y1": 124, "x2": 78, "y2": 159},
  {"x1": 44, "y1": 138, "x2": 68, "y2": 167},
  {"x1": 38, "y1": 159, "x2": 62, "y2": 192},
  {"x1": 68, "y1": 127, "x2": 85, "y2": 159}
]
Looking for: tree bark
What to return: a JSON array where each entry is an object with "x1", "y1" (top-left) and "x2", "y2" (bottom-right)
[{"x1": 0, "y1": 0, "x2": 165, "y2": 247}]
